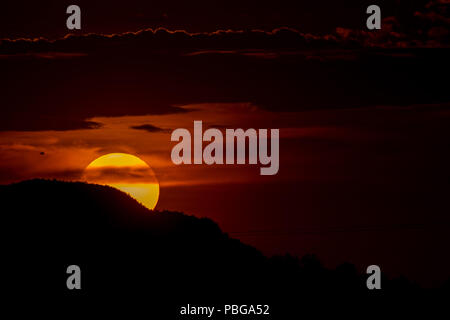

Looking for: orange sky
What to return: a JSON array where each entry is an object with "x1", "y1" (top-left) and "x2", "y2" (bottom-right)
[
  {"x1": 0, "y1": 102, "x2": 325, "y2": 188},
  {"x1": 1, "y1": 16, "x2": 450, "y2": 286}
]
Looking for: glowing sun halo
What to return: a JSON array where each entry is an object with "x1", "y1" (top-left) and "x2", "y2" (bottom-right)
[{"x1": 84, "y1": 153, "x2": 160, "y2": 210}]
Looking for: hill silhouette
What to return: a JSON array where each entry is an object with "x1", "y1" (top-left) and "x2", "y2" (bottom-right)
[{"x1": 0, "y1": 179, "x2": 446, "y2": 317}]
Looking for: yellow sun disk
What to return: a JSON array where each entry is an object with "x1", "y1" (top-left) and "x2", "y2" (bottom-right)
[
  {"x1": 110, "y1": 183, "x2": 160, "y2": 210},
  {"x1": 84, "y1": 153, "x2": 160, "y2": 210},
  {"x1": 87, "y1": 153, "x2": 149, "y2": 168}
]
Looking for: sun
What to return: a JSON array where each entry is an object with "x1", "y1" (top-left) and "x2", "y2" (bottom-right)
[{"x1": 83, "y1": 153, "x2": 159, "y2": 210}]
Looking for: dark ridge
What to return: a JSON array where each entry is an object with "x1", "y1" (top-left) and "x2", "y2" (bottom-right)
[{"x1": 0, "y1": 179, "x2": 446, "y2": 316}]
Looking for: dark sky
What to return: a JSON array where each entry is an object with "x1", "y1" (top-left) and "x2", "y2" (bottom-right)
[
  {"x1": 0, "y1": 0, "x2": 443, "y2": 38},
  {"x1": 1, "y1": 1, "x2": 367, "y2": 37}
]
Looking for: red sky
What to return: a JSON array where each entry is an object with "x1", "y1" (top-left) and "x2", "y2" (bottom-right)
[{"x1": 1, "y1": 0, "x2": 450, "y2": 287}]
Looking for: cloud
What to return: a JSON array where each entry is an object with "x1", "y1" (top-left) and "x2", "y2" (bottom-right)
[
  {"x1": 84, "y1": 166, "x2": 158, "y2": 184},
  {"x1": 1, "y1": 4, "x2": 449, "y2": 56},
  {"x1": 1, "y1": 11, "x2": 449, "y2": 132},
  {"x1": 0, "y1": 116, "x2": 102, "y2": 132},
  {"x1": 0, "y1": 1, "x2": 448, "y2": 49},
  {"x1": 0, "y1": 28, "x2": 344, "y2": 55},
  {"x1": 0, "y1": 52, "x2": 88, "y2": 60},
  {"x1": 339, "y1": 0, "x2": 450, "y2": 48},
  {"x1": 130, "y1": 124, "x2": 171, "y2": 133}
]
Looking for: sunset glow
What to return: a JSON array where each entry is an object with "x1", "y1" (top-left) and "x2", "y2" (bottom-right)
[
  {"x1": 84, "y1": 153, "x2": 160, "y2": 210},
  {"x1": 1, "y1": 0, "x2": 449, "y2": 291}
]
